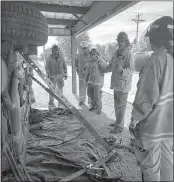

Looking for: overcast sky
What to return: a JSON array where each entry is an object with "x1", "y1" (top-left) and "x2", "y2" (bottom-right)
[{"x1": 38, "y1": 1, "x2": 173, "y2": 56}]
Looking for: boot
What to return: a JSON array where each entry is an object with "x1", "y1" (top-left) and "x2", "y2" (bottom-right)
[{"x1": 79, "y1": 101, "x2": 85, "y2": 106}]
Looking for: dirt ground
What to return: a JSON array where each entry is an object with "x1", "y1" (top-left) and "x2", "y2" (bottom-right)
[{"x1": 31, "y1": 61, "x2": 142, "y2": 181}]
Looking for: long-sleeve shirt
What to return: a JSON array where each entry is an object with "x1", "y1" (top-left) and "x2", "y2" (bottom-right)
[
  {"x1": 45, "y1": 54, "x2": 67, "y2": 77},
  {"x1": 84, "y1": 58, "x2": 107, "y2": 86},
  {"x1": 102, "y1": 48, "x2": 133, "y2": 92},
  {"x1": 75, "y1": 53, "x2": 90, "y2": 79},
  {"x1": 132, "y1": 49, "x2": 173, "y2": 144}
]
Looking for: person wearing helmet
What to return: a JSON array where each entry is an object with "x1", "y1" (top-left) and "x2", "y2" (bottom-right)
[
  {"x1": 129, "y1": 16, "x2": 173, "y2": 181},
  {"x1": 45, "y1": 44, "x2": 67, "y2": 109},
  {"x1": 84, "y1": 48, "x2": 106, "y2": 114},
  {"x1": 75, "y1": 42, "x2": 90, "y2": 105},
  {"x1": 101, "y1": 32, "x2": 133, "y2": 133}
]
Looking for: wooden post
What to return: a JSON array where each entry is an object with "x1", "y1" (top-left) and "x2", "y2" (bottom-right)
[
  {"x1": 71, "y1": 34, "x2": 77, "y2": 94},
  {"x1": 43, "y1": 45, "x2": 46, "y2": 67}
]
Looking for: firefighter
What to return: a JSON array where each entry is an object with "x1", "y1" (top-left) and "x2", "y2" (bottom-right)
[
  {"x1": 129, "y1": 16, "x2": 173, "y2": 181},
  {"x1": 75, "y1": 42, "x2": 90, "y2": 105},
  {"x1": 102, "y1": 32, "x2": 133, "y2": 133},
  {"x1": 84, "y1": 48, "x2": 106, "y2": 115},
  {"x1": 45, "y1": 45, "x2": 67, "y2": 109}
]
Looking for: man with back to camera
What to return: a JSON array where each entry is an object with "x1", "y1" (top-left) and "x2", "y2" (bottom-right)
[{"x1": 129, "y1": 16, "x2": 173, "y2": 181}]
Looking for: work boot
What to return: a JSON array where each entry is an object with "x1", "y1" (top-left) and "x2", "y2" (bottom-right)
[
  {"x1": 109, "y1": 123, "x2": 116, "y2": 127},
  {"x1": 49, "y1": 103, "x2": 56, "y2": 110},
  {"x1": 79, "y1": 101, "x2": 85, "y2": 106},
  {"x1": 96, "y1": 110, "x2": 102, "y2": 115},
  {"x1": 110, "y1": 126, "x2": 123, "y2": 134},
  {"x1": 89, "y1": 107, "x2": 96, "y2": 111}
]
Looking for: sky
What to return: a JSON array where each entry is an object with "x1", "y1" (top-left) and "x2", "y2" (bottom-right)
[{"x1": 37, "y1": 1, "x2": 173, "y2": 56}]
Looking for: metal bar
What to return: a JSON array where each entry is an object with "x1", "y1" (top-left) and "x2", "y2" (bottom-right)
[
  {"x1": 48, "y1": 28, "x2": 71, "y2": 36},
  {"x1": 71, "y1": 35, "x2": 77, "y2": 94}
]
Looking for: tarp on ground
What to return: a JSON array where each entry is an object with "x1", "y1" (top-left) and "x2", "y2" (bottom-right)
[{"x1": 3, "y1": 108, "x2": 125, "y2": 182}]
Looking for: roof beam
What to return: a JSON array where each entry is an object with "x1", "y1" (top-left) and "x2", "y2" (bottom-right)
[
  {"x1": 25, "y1": 2, "x2": 88, "y2": 14},
  {"x1": 48, "y1": 28, "x2": 71, "y2": 36},
  {"x1": 47, "y1": 18, "x2": 77, "y2": 26},
  {"x1": 73, "y1": 1, "x2": 138, "y2": 36}
]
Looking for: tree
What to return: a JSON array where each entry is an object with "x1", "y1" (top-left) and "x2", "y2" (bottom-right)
[
  {"x1": 105, "y1": 42, "x2": 118, "y2": 60},
  {"x1": 40, "y1": 48, "x2": 51, "y2": 61},
  {"x1": 94, "y1": 42, "x2": 117, "y2": 62},
  {"x1": 56, "y1": 32, "x2": 92, "y2": 65}
]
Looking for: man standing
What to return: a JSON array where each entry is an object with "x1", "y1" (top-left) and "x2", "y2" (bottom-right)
[
  {"x1": 45, "y1": 45, "x2": 67, "y2": 109},
  {"x1": 129, "y1": 16, "x2": 173, "y2": 181},
  {"x1": 102, "y1": 32, "x2": 133, "y2": 133},
  {"x1": 75, "y1": 42, "x2": 90, "y2": 105}
]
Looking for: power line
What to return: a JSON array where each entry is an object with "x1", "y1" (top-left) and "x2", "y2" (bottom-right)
[
  {"x1": 141, "y1": 12, "x2": 165, "y2": 17},
  {"x1": 132, "y1": 13, "x2": 146, "y2": 43}
]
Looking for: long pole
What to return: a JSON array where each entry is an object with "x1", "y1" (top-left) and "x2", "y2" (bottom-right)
[{"x1": 132, "y1": 13, "x2": 146, "y2": 43}]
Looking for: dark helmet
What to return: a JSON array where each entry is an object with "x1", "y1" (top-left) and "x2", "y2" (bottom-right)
[
  {"x1": 90, "y1": 48, "x2": 99, "y2": 56},
  {"x1": 145, "y1": 16, "x2": 173, "y2": 46},
  {"x1": 51, "y1": 44, "x2": 59, "y2": 51},
  {"x1": 117, "y1": 32, "x2": 128, "y2": 41}
]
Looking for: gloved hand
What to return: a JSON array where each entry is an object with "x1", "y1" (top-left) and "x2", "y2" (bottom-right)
[
  {"x1": 129, "y1": 117, "x2": 138, "y2": 138},
  {"x1": 116, "y1": 64, "x2": 123, "y2": 74},
  {"x1": 46, "y1": 73, "x2": 50, "y2": 79},
  {"x1": 64, "y1": 75, "x2": 67, "y2": 80}
]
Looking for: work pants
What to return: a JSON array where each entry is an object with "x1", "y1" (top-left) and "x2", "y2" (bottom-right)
[
  {"x1": 134, "y1": 139, "x2": 173, "y2": 181},
  {"x1": 49, "y1": 75, "x2": 64, "y2": 107},
  {"x1": 87, "y1": 83, "x2": 102, "y2": 111},
  {"x1": 79, "y1": 78, "x2": 87, "y2": 102},
  {"x1": 114, "y1": 90, "x2": 128, "y2": 129}
]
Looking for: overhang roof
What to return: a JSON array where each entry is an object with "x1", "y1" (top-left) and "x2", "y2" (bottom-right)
[{"x1": 23, "y1": 1, "x2": 139, "y2": 36}]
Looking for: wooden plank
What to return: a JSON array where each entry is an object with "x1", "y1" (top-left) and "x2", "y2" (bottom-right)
[
  {"x1": 24, "y1": 2, "x2": 88, "y2": 14},
  {"x1": 48, "y1": 28, "x2": 71, "y2": 36},
  {"x1": 47, "y1": 18, "x2": 77, "y2": 26}
]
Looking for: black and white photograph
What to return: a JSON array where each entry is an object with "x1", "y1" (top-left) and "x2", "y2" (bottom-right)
[{"x1": 1, "y1": 0, "x2": 173, "y2": 181}]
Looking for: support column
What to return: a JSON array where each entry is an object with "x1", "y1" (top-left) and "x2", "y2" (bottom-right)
[
  {"x1": 71, "y1": 34, "x2": 77, "y2": 94},
  {"x1": 43, "y1": 45, "x2": 46, "y2": 67}
]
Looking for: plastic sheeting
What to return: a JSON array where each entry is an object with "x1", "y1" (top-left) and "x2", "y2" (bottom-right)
[{"x1": 3, "y1": 108, "x2": 124, "y2": 182}]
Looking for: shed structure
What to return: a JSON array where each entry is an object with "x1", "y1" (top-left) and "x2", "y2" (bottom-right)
[{"x1": 27, "y1": 0, "x2": 138, "y2": 94}]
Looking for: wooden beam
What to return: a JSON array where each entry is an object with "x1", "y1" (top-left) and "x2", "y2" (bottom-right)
[
  {"x1": 24, "y1": 2, "x2": 88, "y2": 14},
  {"x1": 48, "y1": 28, "x2": 71, "y2": 36},
  {"x1": 72, "y1": 14, "x2": 88, "y2": 25},
  {"x1": 71, "y1": 34, "x2": 77, "y2": 94},
  {"x1": 47, "y1": 18, "x2": 77, "y2": 26},
  {"x1": 73, "y1": 1, "x2": 138, "y2": 36}
]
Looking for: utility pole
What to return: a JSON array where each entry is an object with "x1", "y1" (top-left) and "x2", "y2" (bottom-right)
[{"x1": 132, "y1": 13, "x2": 146, "y2": 43}]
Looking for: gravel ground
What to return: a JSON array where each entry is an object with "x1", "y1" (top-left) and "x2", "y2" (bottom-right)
[{"x1": 31, "y1": 62, "x2": 142, "y2": 181}]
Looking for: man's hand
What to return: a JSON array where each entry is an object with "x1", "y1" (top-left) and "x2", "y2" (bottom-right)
[
  {"x1": 64, "y1": 75, "x2": 67, "y2": 80},
  {"x1": 46, "y1": 74, "x2": 50, "y2": 79},
  {"x1": 116, "y1": 64, "x2": 123, "y2": 74},
  {"x1": 129, "y1": 117, "x2": 138, "y2": 138}
]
